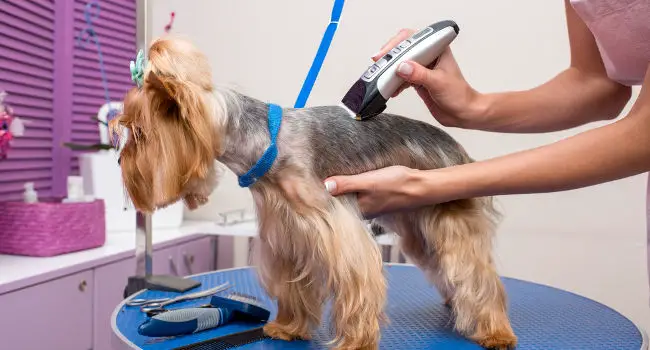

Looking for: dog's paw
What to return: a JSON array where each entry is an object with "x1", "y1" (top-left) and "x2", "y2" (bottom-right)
[
  {"x1": 475, "y1": 331, "x2": 517, "y2": 350},
  {"x1": 263, "y1": 321, "x2": 311, "y2": 341},
  {"x1": 443, "y1": 298, "x2": 452, "y2": 308}
]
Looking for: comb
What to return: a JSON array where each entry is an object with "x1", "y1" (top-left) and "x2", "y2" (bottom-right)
[
  {"x1": 172, "y1": 326, "x2": 269, "y2": 350},
  {"x1": 209, "y1": 292, "x2": 270, "y2": 323}
]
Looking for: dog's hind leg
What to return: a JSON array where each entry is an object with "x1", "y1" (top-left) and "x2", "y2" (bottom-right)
[
  {"x1": 377, "y1": 212, "x2": 455, "y2": 307},
  {"x1": 380, "y1": 198, "x2": 517, "y2": 350},
  {"x1": 253, "y1": 172, "x2": 386, "y2": 349}
]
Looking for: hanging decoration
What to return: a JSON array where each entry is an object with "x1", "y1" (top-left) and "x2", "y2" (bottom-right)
[
  {"x1": 164, "y1": 12, "x2": 175, "y2": 33},
  {"x1": 0, "y1": 91, "x2": 25, "y2": 159},
  {"x1": 63, "y1": 0, "x2": 120, "y2": 152},
  {"x1": 76, "y1": 0, "x2": 119, "y2": 122}
]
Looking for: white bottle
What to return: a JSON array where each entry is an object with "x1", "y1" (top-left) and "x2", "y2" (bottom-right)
[
  {"x1": 23, "y1": 182, "x2": 38, "y2": 203},
  {"x1": 63, "y1": 176, "x2": 85, "y2": 203}
]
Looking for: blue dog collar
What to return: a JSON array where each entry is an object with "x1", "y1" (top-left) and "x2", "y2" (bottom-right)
[{"x1": 238, "y1": 103, "x2": 283, "y2": 187}]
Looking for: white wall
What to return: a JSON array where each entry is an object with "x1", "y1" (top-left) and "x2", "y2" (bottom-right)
[{"x1": 148, "y1": 0, "x2": 648, "y2": 332}]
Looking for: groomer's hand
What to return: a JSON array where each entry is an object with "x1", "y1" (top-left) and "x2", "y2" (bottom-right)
[
  {"x1": 374, "y1": 28, "x2": 484, "y2": 129},
  {"x1": 323, "y1": 166, "x2": 444, "y2": 218}
]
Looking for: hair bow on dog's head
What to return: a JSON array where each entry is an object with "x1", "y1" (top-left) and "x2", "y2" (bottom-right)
[{"x1": 130, "y1": 49, "x2": 146, "y2": 88}]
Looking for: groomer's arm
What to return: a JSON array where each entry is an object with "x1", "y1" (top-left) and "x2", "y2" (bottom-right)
[
  {"x1": 325, "y1": 66, "x2": 648, "y2": 217},
  {"x1": 385, "y1": 0, "x2": 631, "y2": 133},
  {"x1": 470, "y1": 0, "x2": 632, "y2": 133},
  {"x1": 422, "y1": 65, "x2": 650, "y2": 204}
]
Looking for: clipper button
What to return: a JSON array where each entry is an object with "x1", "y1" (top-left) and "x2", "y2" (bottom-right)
[
  {"x1": 376, "y1": 57, "x2": 389, "y2": 68},
  {"x1": 363, "y1": 64, "x2": 380, "y2": 79},
  {"x1": 398, "y1": 40, "x2": 411, "y2": 49}
]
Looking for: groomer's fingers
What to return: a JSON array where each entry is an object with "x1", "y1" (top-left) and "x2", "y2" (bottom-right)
[
  {"x1": 323, "y1": 175, "x2": 368, "y2": 196},
  {"x1": 396, "y1": 60, "x2": 444, "y2": 91},
  {"x1": 372, "y1": 28, "x2": 415, "y2": 61},
  {"x1": 391, "y1": 53, "x2": 445, "y2": 98}
]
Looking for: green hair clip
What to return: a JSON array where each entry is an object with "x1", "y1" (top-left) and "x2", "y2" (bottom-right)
[{"x1": 130, "y1": 49, "x2": 146, "y2": 87}]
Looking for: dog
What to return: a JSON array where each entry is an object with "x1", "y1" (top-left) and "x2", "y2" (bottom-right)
[{"x1": 111, "y1": 36, "x2": 517, "y2": 350}]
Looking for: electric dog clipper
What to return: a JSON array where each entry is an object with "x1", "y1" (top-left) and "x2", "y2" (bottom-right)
[{"x1": 340, "y1": 20, "x2": 459, "y2": 120}]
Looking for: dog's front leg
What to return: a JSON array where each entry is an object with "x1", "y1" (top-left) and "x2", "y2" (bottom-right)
[
  {"x1": 252, "y1": 175, "x2": 386, "y2": 349},
  {"x1": 254, "y1": 211, "x2": 324, "y2": 340},
  {"x1": 323, "y1": 194, "x2": 386, "y2": 350},
  {"x1": 256, "y1": 237, "x2": 325, "y2": 341},
  {"x1": 252, "y1": 181, "x2": 328, "y2": 342}
]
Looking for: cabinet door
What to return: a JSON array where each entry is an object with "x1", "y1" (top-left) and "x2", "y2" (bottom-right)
[
  {"x1": 178, "y1": 236, "x2": 215, "y2": 276},
  {"x1": 153, "y1": 245, "x2": 182, "y2": 277},
  {"x1": 0, "y1": 270, "x2": 93, "y2": 350},
  {"x1": 93, "y1": 257, "x2": 136, "y2": 350}
]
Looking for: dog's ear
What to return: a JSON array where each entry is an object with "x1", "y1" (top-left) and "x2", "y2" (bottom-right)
[
  {"x1": 142, "y1": 40, "x2": 220, "y2": 193},
  {"x1": 144, "y1": 71, "x2": 179, "y2": 114},
  {"x1": 144, "y1": 69, "x2": 216, "y2": 157},
  {"x1": 146, "y1": 70, "x2": 172, "y2": 99}
]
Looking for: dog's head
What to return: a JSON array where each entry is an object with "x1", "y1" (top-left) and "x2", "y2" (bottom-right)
[{"x1": 110, "y1": 37, "x2": 228, "y2": 213}]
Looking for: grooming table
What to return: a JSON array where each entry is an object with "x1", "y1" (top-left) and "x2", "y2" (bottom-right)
[{"x1": 112, "y1": 264, "x2": 647, "y2": 349}]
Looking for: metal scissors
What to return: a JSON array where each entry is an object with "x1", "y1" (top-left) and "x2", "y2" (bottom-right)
[{"x1": 126, "y1": 282, "x2": 232, "y2": 313}]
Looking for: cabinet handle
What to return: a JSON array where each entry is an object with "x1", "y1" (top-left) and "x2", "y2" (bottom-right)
[
  {"x1": 169, "y1": 255, "x2": 179, "y2": 276},
  {"x1": 183, "y1": 251, "x2": 195, "y2": 275},
  {"x1": 78, "y1": 280, "x2": 87, "y2": 292}
]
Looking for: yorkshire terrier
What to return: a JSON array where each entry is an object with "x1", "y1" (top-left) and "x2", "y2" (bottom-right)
[{"x1": 111, "y1": 36, "x2": 517, "y2": 350}]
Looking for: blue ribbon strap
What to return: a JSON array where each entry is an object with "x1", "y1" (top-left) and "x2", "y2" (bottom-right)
[
  {"x1": 293, "y1": 0, "x2": 345, "y2": 108},
  {"x1": 238, "y1": 0, "x2": 343, "y2": 187},
  {"x1": 237, "y1": 104, "x2": 283, "y2": 187}
]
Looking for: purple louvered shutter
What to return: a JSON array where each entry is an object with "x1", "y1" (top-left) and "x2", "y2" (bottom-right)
[
  {"x1": 0, "y1": 0, "x2": 136, "y2": 200},
  {"x1": 0, "y1": 0, "x2": 57, "y2": 201},
  {"x1": 69, "y1": 0, "x2": 136, "y2": 174}
]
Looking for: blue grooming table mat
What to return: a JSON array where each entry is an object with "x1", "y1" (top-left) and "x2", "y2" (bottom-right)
[{"x1": 112, "y1": 264, "x2": 647, "y2": 349}]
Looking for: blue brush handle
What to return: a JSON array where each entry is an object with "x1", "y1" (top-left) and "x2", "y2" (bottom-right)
[{"x1": 138, "y1": 307, "x2": 233, "y2": 337}]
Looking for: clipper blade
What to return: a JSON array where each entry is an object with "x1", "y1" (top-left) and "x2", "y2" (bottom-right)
[
  {"x1": 339, "y1": 101, "x2": 361, "y2": 120},
  {"x1": 340, "y1": 78, "x2": 366, "y2": 120}
]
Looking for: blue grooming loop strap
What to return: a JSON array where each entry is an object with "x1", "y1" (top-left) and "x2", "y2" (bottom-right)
[
  {"x1": 294, "y1": 0, "x2": 344, "y2": 108},
  {"x1": 238, "y1": 0, "x2": 344, "y2": 187},
  {"x1": 238, "y1": 104, "x2": 283, "y2": 188}
]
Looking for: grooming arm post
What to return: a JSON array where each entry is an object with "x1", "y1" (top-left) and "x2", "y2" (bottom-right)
[{"x1": 135, "y1": 211, "x2": 152, "y2": 277}]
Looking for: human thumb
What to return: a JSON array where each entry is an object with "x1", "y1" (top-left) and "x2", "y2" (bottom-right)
[
  {"x1": 323, "y1": 175, "x2": 363, "y2": 195},
  {"x1": 397, "y1": 61, "x2": 442, "y2": 90}
]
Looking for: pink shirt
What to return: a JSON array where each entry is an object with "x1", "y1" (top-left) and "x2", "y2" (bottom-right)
[
  {"x1": 570, "y1": 0, "x2": 650, "y2": 86},
  {"x1": 570, "y1": 0, "x2": 650, "y2": 298}
]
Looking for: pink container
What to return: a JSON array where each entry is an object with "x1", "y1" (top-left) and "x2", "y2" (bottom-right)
[{"x1": 0, "y1": 199, "x2": 106, "y2": 257}]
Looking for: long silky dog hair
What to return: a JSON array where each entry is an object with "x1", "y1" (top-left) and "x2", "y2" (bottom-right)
[{"x1": 111, "y1": 36, "x2": 517, "y2": 350}]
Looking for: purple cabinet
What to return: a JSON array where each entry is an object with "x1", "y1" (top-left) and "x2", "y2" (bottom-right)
[
  {"x1": 89, "y1": 235, "x2": 217, "y2": 350},
  {"x1": 153, "y1": 245, "x2": 181, "y2": 277},
  {"x1": 0, "y1": 234, "x2": 220, "y2": 350},
  {"x1": 152, "y1": 237, "x2": 216, "y2": 277},
  {"x1": 93, "y1": 257, "x2": 136, "y2": 350},
  {"x1": 0, "y1": 270, "x2": 94, "y2": 350},
  {"x1": 178, "y1": 237, "x2": 215, "y2": 276}
]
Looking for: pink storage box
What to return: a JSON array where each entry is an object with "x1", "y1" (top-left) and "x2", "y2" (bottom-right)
[{"x1": 0, "y1": 199, "x2": 106, "y2": 257}]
